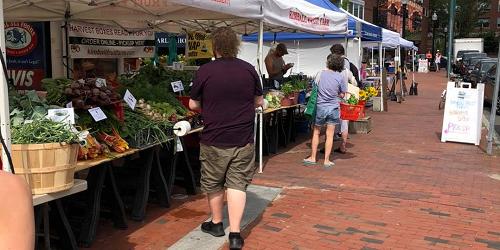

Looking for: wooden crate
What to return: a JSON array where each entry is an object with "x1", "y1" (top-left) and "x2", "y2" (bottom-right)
[
  {"x1": 348, "y1": 116, "x2": 372, "y2": 134},
  {"x1": 9, "y1": 143, "x2": 79, "y2": 194}
]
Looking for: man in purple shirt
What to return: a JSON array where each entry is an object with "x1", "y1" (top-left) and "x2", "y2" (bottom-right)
[{"x1": 189, "y1": 27, "x2": 263, "y2": 250}]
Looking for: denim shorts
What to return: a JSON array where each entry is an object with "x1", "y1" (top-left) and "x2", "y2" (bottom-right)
[{"x1": 315, "y1": 105, "x2": 340, "y2": 126}]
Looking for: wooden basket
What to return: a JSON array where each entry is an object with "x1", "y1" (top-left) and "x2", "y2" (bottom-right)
[{"x1": 7, "y1": 143, "x2": 79, "y2": 194}]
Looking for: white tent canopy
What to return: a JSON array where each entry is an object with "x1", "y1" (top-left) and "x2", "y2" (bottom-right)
[
  {"x1": 381, "y1": 28, "x2": 400, "y2": 48},
  {"x1": 3, "y1": 0, "x2": 348, "y2": 34},
  {"x1": 399, "y1": 37, "x2": 414, "y2": 49}
]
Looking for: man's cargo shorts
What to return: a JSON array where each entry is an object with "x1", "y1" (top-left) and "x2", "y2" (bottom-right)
[{"x1": 199, "y1": 143, "x2": 257, "y2": 193}]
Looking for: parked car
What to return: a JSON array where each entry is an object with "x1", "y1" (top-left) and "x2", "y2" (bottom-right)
[
  {"x1": 456, "y1": 50, "x2": 479, "y2": 62},
  {"x1": 462, "y1": 52, "x2": 487, "y2": 66},
  {"x1": 468, "y1": 59, "x2": 497, "y2": 87},
  {"x1": 483, "y1": 64, "x2": 500, "y2": 115},
  {"x1": 466, "y1": 56, "x2": 489, "y2": 70},
  {"x1": 457, "y1": 52, "x2": 488, "y2": 76}
]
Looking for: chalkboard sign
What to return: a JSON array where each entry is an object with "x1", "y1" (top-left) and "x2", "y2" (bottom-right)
[{"x1": 441, "y1": 82, "x2": 484, "y2": 145}]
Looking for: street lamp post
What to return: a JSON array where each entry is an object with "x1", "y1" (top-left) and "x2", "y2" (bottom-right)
[
  {"x1": 431, "y1": 12, "x2": 437, "y2": 62},
  {"x1": 401, "y1": 0, "x2": 408, "y2": 67},
  {"x1": 444, "y1": 26, "x2": 448, "y2": 62}
]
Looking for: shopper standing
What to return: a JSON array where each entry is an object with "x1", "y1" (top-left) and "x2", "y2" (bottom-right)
[
  {"x1": 303, "y1": 54, "x2": 347, "y2": 167},
  {"x1": 435, "y1": 50, "x2": 442, "y2": 71},
  {"x1": 330, "y1": 44, "x2": 357, "y2": 153},
  {"x1": 189, "y1": 27, "x2": 263, "y2": 250}
]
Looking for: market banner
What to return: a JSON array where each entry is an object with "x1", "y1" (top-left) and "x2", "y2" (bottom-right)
[
  {"x1": 263, "y1": 0, "x2": 348, "y2": 35},
  {"x1": 5, "y1": 22, "x2": 49, "y2": 90},
  {"x1": 186, "y1": 31, "x2": 213, "y2": 59},
  {"x1": 68, "y1": 22, "x2": 155, "y2": 59}
]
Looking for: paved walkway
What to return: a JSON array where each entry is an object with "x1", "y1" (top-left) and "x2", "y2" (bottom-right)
[{"x1": 90, "y1": 71, "x2": 500, "y2": 250}]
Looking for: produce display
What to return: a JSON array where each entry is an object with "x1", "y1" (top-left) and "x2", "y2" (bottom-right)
[
  {"x1": 9, "y1": 90, "x2": 59, "y2": 126},
  {"x1": 11, "y1": 119, "x2": 78, "y2": 144},
  {"x1": 346, "y1": 95, "x2": 359, "y2": 105},
  {"x1": 265, "y1": 93, "x2": 281, "y2": 109},
  {"x1": 97, "y1": 128, "x2": 129, "y2": 153},
  {"x1": 42, "y1": 78, "x2": 72, "y2": 106},
  {"x1": 8, "y1": 62, "x2": 203, "y2": 162},
  {"x1": 78, "y1": 133, "x2": 107, "y2": 160},
  {"x1": 122, "y1": 109, "x2": 172, "y2": 148}
]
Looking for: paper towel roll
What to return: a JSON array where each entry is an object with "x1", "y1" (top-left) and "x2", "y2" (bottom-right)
[{"x1": 173, "y1": 121, "x2": 191, "y2": 137}]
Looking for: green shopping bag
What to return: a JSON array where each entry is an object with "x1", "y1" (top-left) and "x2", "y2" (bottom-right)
[{"x1": 304, "y1": 83, "x2": 318, "y2": 120}]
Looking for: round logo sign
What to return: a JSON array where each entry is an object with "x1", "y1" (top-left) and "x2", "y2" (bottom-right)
[{"x1": 5, "y1": 22, "x2": 37, "y2": 57}]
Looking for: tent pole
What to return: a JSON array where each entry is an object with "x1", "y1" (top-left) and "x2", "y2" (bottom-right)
[
  {"x1": 297, "y1": 40, "x2": 300, "y2": 74},
  {"x1": 398, "y1": 45, "x2": 403, "y2": 98},
  {"x1": 412, "y1": 49, "x2": 415, "y2": 83},
  {"x1": 345, "y1": 37, "x2": 348, "y2": 55},
  {"x1": 257, "y1": 20, "x2": 264, "y2": 82},
  {"x1": 371, "y1": 47, "x2": 374, "y2": 76},
  {"x1": 379, "y1": 42, "x2": 384, "y2": 111},
  {"x1": 0, "y1": 0, "x2": 11, "y2": 172},
  {"x1": 358, "y1": 37, "x2": 362, "y2": 70},
  {"x1": 257, "y1": 19, "x2": 264, "y2": 173}
]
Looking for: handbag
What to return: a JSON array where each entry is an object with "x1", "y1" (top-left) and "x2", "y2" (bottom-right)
[
  {"x1": 304, "y1": 83, "x2": 318, "y2": 120},
  {"x1": 304, "y1": 70, "x2": 324, "y2": 120}
]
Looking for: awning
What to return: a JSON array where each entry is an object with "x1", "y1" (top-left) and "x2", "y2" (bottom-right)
[{"x1": 4, "y1": 0, "x2": 348, "y2": 35}]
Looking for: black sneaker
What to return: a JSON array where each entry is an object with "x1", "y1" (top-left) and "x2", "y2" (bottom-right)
[
  {"x1": 201, "y1": 221, "x2": 225, "y2": 237},
  {"x1": 229, "y1": 232, "x2": 244, "y2": 250}
]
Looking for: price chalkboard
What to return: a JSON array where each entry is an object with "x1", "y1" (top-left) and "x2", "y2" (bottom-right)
[{"x1": 441, "y1": 82, "x2": 484, "y2": 145}]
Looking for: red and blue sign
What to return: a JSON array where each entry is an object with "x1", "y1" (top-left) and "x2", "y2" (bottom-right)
[{"x1": 5, "y1": 22, "x2": 49, "y2": 90}]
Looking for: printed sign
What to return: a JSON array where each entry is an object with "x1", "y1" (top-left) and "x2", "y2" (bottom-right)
[
  {"x1": 88, "y1": 107, "x2": 108, "y2": 122},
  {"x1": 5, "y1": 22, "x2": 48, "y2": 90},
  {"x1": 187, "y1": 31, "x2": 213, "y2": 59},
  {"x1": 155, "y1": 32, "x2": 186, "y2": 48},
  {"x1": 68, "y1": 22, "x2": 155, "y2": 58},
  {"x1": 47, "y1": 108, "x2": 75, "y2": 125},
  {"x1": 171, "y1": 81, "x2": 184, "y2": 93},
  {"x1": 124, "y1": 90, "x2": 137, "y2": 110},
  {"x1": 441, "y1": 82, "x2": 484, "y2": 145},
  {"x1": 172, "y1": 62, "x2": 184, "y2": 71}
]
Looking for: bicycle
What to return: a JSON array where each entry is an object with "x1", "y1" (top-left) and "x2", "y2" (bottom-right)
[
  {"x1": 439, "y1": 74, "x2": 464, "y2": 110},
  {"x1": 438, "y1": 89, "x2": 447, "y2": 110}
]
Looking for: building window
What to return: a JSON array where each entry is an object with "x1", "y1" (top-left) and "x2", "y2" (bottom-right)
[{"x1": 497, "y1": 17, "x2": 500, "y2": 27}]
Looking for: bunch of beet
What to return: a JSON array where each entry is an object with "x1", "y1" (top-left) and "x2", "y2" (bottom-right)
[{"x1": 64, "y1": 79, "x2": 121, "y2": 109}]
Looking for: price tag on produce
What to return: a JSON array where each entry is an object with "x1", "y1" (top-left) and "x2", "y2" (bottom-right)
[
  {"x1": 123, "y1": 90, "x2": 137, "y2": 110},
  {"x1": 172, "y1": 62, "x2": 184, "y2": 71},
  {"x1": 88, "y1": 107, "x2": 107, "y2": 122},
  {"x1": 66, "y1": 101, "x2": 73, "y2": 108},
  {"x1": 47, "y1": 108, "x2": 75, "y2": 125},
  {"x1": 171, "y1": 81, "x2": 184, "y2": 93}
]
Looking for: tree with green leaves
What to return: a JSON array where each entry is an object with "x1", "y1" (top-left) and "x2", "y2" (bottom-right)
[{"x1": 430, "y1": 0, "x2": 490, "y2": 38}]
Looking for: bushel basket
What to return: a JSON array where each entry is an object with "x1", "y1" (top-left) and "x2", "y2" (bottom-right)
[
  {"x1": 6, "y1": 143, "x2": 79, "y2": 194},
  {"x1": 340, "y1": 103, "x2": 364, "y2": 121}
]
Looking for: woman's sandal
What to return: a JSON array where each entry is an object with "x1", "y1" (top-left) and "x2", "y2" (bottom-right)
[
  {"x1": 302, "y1": 159, "x2": 317, "y2": 166},
  {"x1": 323, "y1": 162, "x2": 335, "y2": 168}
]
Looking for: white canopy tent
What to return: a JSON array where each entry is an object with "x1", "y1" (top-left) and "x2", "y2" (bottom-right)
[{"x1": 0, "y1": 0, "x2": 348, "y2": 172}]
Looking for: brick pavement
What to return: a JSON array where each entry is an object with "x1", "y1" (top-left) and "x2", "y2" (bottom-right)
[{"x1": 89, "y1": 71, "x2": 500, "y2": 250}]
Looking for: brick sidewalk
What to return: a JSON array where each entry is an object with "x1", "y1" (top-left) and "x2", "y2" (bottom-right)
[
  {"x1": 236, "y1": 71, "x2": 500, "y2": 250},
  {"x1": 89, "y1": 71, "x2": 500, "y2": 250}
]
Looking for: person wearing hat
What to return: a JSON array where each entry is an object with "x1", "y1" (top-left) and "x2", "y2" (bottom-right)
[{"x1": 265, "y1": 43, "x2": 294, "y2": 88}]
